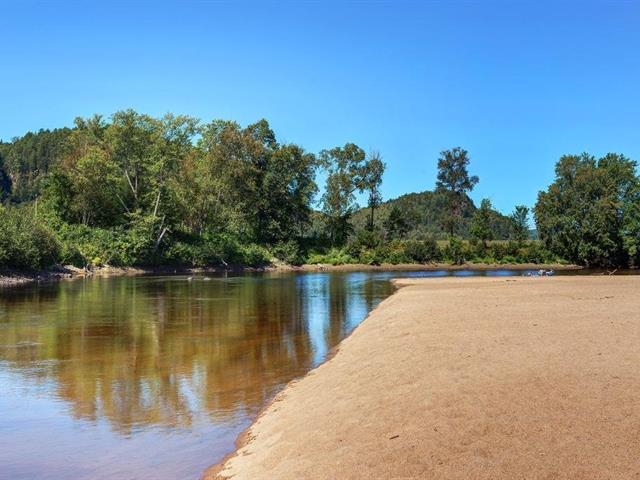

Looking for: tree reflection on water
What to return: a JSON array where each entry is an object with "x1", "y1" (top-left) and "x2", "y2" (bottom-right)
[{"x1": 0, "y1": 272, "x2": 392, "y2": 480}]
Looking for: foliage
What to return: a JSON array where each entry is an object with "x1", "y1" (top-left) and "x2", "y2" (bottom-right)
[
  {"x1": 0, "y1": 127, "x2": 73, "y2": 202},
  {"x1": 403, "y1": 237, "x2": 439, "y2": 263},
  {"x1": 352, "y1": 189, "x2": 514, "y2": 240},
  {"x1": 470, "y1": 198, "x2": 495, "y2": 248},
  {"x1": 306, "y1": 248, "x2": 355, "y2": 265},
  {"x1": 383, "y1": 205, "x2": 411, "y2": 239},
  {"x1": 363, "y1": 151, "x2": 385, "y2": 230},
  {"x1": 0, "y1": 206, "x2": 60, "y2": 269},
  {"x1": 534, "y1": 153, "x2": 640, "y2": 267},
  {"x1": 272, "y1": 240, "x2": 304, "y2": 265},
  {"x1": 510, "y1": 205, "x2": 530, "y2": 242},
  {"x1": 435, "y1": 147, "x2": 479, "y2": 235},
  {"x1": 4, "y1": 111, "x2": 610, "y2": 272},
  {"x1": 442, "y1": 236, "x2": 467, "y2": 265},
  {"x1": 319, "y1": 143, "x2": 367, "y2": 245},
  {"x1": 304, "y1": 238, "x2": 556, "y2": 266},
  {"x1": 319, "y1": 145, "x2": 387, "y2": 245}
]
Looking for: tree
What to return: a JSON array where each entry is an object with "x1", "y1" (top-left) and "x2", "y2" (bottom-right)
[
  {"x1": 260, "y1": 143, "x2": 318, "y2": 241},
  {"x1": 435, "y1": 147, "x2": 479, "y2": 235},
  {"x1": 0, "y1": 127, "x2": 73, "y2": 202},
  {"x1": 534, "y1": 152, "x2": 640, "y2": 267},
  {"x1": 510, "y1": 205, "x2": 530, "y2": 242},
  {"x1": 363, "y1": 151, "x2": 385, "y2": 230},
  {"x1": 320, "y1": 143, "x2": 367, "y2": 245},
  {"x1": 384, "y1": 205, "x2": 410, "y2": 239},
  {"x1": 470, "y1": 198, "x2": 494, "y2": 248},
  {"x1": 194, "y1": 119, "x2": 318, "y2": 243},
  {"x1": 622, "y1": 180, "x2": 640, "y2": 266},
  {"x1": 0, "y1": 159, "x2": 10, "y2": 202}
]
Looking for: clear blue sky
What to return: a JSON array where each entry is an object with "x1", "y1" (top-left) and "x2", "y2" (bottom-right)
[{"x1": 1, "y1": 0, "x2": 638, "y2": 215}]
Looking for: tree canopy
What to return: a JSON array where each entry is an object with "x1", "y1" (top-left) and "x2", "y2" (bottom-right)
[
  {"x1": 534, "y1": 153, "x2": 640, "y2": 267},
  {"x1": 435, "y1": 147, "x2": 479, "y2": 235}
]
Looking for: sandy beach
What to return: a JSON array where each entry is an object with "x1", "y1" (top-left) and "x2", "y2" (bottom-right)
[{"x1": 207, "y1": 276, "x2": 640, "y2": 479}]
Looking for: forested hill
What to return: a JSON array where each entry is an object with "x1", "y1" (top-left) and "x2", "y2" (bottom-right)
[
  {"x1": 350, "y1": 190, "x2": 514, "y2": 240},
  {"x1": 0, "y1": 128, "x2": 72, "y2": 203}
]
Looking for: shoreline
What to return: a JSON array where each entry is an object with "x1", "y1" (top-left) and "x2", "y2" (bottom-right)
[
  {"x1": 206, "y1": 276, "x2": 640, "y2": 479},
  {"x1": 201, "y1": 280, "x2": 404, "y2": 480},
  {"x1": 0, "y1": 261, "x2": 580, "y2": 288}
]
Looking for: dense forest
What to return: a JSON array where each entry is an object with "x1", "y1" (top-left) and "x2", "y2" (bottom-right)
[{"x1": 0, "y1": 111, "x2": 638, "y2": 270}]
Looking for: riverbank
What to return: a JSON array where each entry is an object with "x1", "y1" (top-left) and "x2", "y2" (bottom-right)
[
  {"x1": 0, "y1": 262, "x2": 580, "y2": 288},
  {"x1": 289, "y1": 261, "x2": 579, "y2": 272},
  {"x1": 206, "y1": 276, "x2": 640, "y2": 479},
  {"x1": 0, "y1": 266, "x2": 75, "y2": 287}
]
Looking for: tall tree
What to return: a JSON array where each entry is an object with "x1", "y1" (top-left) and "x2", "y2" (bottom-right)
[
  {"x1": 510, "y1": 205, "x2": 530, "y2": 242},
  {"x1": 435, "y1": 147, "x2": 479, "y2": 235},
  {"x1": 195, "y1": 118, "x2": 318, "y2": 243},
  {"x1": 470, "y1": 198, "x2": 495, "y2": 248},
  {"x1": 259, "y1": 143, "x2": 318, "y2": 241},
  {"x1": 383, "y1": 205, "x2": 410, "y2": 239},
  {"x1": 320, "y1": 143, "x2": 367, "y2": 245},
  {"x1": 363, "y1": 151, "x2": 385, "y2": 231}
]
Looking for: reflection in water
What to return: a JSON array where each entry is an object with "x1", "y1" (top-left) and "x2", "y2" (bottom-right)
[{"x1": 0, "y1": 272, "x2": 393, "y2": 480}]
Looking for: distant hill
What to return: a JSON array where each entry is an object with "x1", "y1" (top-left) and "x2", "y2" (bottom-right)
[
  {"x1": 0, "y1": 127, "x2": 72, "y2": 203},
  {"x1": 351, "y1": 190, "x2": 514, "y2": 240}
]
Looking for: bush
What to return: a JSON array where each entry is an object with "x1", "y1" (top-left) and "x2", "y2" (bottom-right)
[
  {"x1": 383, "y1": 240, "x2": 407, "y2": 264},
  {"x1": 403, "y1": 237, "x2": 438, "y2": 263},
  {"x1": 516, "y1": 241, "x2": 555, "y2": 264},
  {"x1": 442, "y1": 236, "x2": 468, "y2": 265},
  {"x1": 238, "y1": 243, "x2": 271, "y2": 267},
  {"x1": 346, "y1": 229, "x2": 383, "y2": 259},
  {"x1": 272, "y1": 240, "x2": 304, "y2": 265},
  {"x1": 0, "y1": 206, "x2": 60, "y2": 269},
  {"x1": 55, "y1": 223, "x2": 130, "y2": 267},
  {"x1": 306, "y1": 247, "x2": 355, "y2": 265}
]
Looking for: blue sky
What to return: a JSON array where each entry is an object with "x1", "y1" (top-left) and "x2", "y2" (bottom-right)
[{"x1": 1, "y1": 0, "x2": 638, "y2": 216}]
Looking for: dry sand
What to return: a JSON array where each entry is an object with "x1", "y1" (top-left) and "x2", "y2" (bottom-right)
[{"x1": 207, "y1": 276, "x2": 640, "y2": 480}]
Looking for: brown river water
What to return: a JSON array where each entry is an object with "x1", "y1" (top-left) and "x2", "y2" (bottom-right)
[{"x1": 0, "y1": 269, "x2": 577, "y2": 480}]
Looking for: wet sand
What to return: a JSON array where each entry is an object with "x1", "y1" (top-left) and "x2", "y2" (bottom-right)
[{"x1": 207, "y1": 276, "x2": 640, "y2": 479}]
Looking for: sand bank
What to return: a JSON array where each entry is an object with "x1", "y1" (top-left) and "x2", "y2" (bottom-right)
[{"x1": 207, "y1": 276, "x2": 640, "y2": 479}]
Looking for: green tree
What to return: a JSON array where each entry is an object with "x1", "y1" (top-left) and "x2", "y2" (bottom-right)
[
  {"x1": 0, "y1": 150, "x2": 10, "y2": 201},
  {"x1": 0, "y1": 127, "x2": 72, "y2": 202},
  {"x1": 534, "y1": 152, "x2": 640, "y2": 267},
  {"x1": 194, "y1": 119, "x2": 318, "y2": 243},
  {"x1": 510, "y1": 205, "x2": 530, "y2": 242},
  {"x1": 0, "y1": 205, "x2": 60, "y2": 269},
  {"x1": 320, "y1": 143, "x2": 367, "y2": 245},
  {"x1": 435, "y1": 147, "x2": 479, "y2": 235},
  {"x1": 383, "y1": 205, "x2": 410, "y2": 239},
  {"x1": 363, "y1": 151, "x2": 385, "y2": 230},
  {"x1": 470, "y1": 198, "x2": 495, "y2": 248}
]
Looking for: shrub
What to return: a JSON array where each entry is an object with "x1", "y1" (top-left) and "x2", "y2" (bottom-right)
[
  {"x1": 0, "y1": 206, "x2": 60, "y2": 269},
  {"x1": 306, "y1": 247, "x2": 354, "y2": 265},
  {"x1": 403, "y1": 237, "x2": 438, "y2": 263},
  {"x1": 517, "y1": 241, "x2": 555, "y2": 264},
  {"x1": 346, "y1": 229, "x2": 383, "y2": 259},
  {"x1": 442, "y1": 236, "x2": 468, "y2": 265},
  {"x1": 272, "y1": 240, "x2": 304, "y2": 265}
]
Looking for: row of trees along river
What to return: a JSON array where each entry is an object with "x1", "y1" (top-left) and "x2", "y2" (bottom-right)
[{"x1": 0, "y1": 110, "x2": 638, "y2": 270}]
